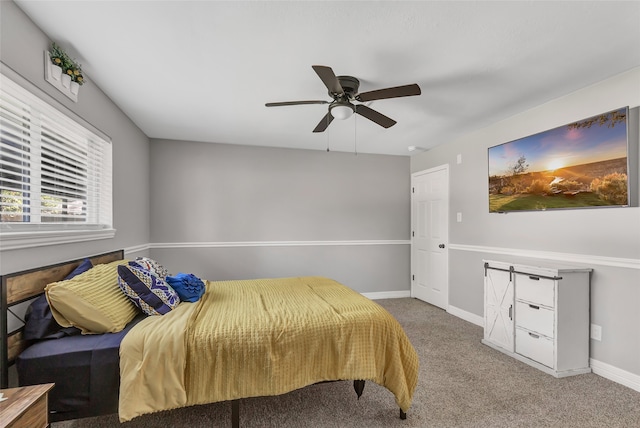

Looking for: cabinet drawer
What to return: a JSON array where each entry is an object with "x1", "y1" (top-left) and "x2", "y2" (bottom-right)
[
  {"x1": 516, "y1": 328, "x2": 554, "y2": 368},
  {"x1": 515, "y1": 301, "x2": 554, "y2": 338},
  {"x1": 516, "y1": 274, "x2": 554, "y2": 307}
]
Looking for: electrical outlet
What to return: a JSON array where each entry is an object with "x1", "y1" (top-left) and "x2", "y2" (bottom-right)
[
  {"x1": 590, "y1": 324, "x2": 602, "y2": 341},
  {"x1": 456, "y1": 212, "x2": 462, "y2": 222}
]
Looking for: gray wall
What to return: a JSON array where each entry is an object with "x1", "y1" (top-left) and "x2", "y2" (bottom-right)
[
  {"x1": 149, "y1": 140, "x2": 410, "y2": 294},
  {"x1": 411, "y1": 68, "x2": 640, "y2": 377},
  {"x1": 0, "y1": 1, "x2": 151, "y2": 274}
]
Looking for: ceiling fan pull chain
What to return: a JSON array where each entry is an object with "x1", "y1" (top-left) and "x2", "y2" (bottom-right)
[
  {"x1": 326, "y1": 115, "x2": 330, "y2": 152},
  {"x1": 354, "y1": 113, "x2": 358, "y2": 156}
]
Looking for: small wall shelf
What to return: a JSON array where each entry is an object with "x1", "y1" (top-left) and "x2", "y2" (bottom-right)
[{"x1": 44, "y1": 51, "x2": 79, "y2": 102}]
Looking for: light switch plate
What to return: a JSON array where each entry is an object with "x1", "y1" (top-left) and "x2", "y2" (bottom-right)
[{"x1": 590, "y1": 324, "x2": 602, "y2": 341}]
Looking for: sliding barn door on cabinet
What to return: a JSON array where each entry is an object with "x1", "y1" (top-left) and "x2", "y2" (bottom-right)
[{"x1": 483, "y1": 263, "x2": 514, "y2": 352}]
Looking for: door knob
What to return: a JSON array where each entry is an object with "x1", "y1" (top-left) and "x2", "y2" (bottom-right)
[{"x1": 438, "y1": 244, "x2": 445, "y2": 249}]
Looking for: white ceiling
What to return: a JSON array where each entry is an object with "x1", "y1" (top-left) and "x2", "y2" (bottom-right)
[{"x1": 14, "y1": 1, "x2": 640, "y2": 156}]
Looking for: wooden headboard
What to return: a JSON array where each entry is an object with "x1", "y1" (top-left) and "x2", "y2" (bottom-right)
[{"x1": 0, "y1": 249, "x2": 124, "y2": 388}]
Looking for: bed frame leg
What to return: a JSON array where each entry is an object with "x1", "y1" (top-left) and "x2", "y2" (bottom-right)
[
  {"x1": 400, "y1": 408, "x2": 407, "y2": 420},
  {"x1": 353, "y1": 380, "x2": 365, "y2": 399},
  {"x1": 231, "y1": 400, "x2": 240, "y2": 428}
]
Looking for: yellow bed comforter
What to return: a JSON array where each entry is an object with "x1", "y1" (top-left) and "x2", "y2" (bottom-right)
[{"x1": 119, "y1": 276, "x2": 419, "y2": 422}]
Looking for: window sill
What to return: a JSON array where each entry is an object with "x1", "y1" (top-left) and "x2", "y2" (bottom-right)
[{"x1": 0, "y1": 228, "x2": 116, "y2": 251}]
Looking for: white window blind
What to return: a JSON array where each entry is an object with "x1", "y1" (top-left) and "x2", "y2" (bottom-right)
[{"x1": 0, "y1": 74, "x2": 113, "y2": 248}]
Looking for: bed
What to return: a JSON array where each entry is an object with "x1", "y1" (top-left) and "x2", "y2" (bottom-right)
[{"x1": 1, "y1": 250, "x2": 419, "y2": 425}]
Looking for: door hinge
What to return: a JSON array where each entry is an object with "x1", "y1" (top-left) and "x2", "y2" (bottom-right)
[
  {"x1": 412, "y1": 231, "x2": 414, "y2": 237},
  {"x1": 412, "y1": 187, "x2": 415, "y2": 193},
  {"x1": 412, "y1": 274, "x2": 415, "y2": 281}
]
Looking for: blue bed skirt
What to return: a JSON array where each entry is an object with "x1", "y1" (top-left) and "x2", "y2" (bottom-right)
[{"x1": 16, "y1": 313, "x2": 146, "y2": 421}]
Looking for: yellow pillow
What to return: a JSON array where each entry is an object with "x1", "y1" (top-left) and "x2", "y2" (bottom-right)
[{"x1": 45, "y1": 260, "x2": 139, "y2": 334}]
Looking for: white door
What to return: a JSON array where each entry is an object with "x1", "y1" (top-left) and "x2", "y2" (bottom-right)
[
  {"x1": 484, "y1": 267, "x2": 514, "y2": 352},
  {"x1": 411, "y1": 165, "x2": 449, "y2": 309}
]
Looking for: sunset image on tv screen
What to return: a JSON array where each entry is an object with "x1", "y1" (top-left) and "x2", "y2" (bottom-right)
[{"x1": 488, "y1": 107, "x2": 629, "y2": 212}]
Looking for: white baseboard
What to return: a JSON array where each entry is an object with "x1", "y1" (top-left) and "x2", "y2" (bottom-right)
[
  {"x1": 590, "y1": 358, "x2": 640, "y2": 392},
  {"x1": 362, "y1": 290, "x2": 412, "y2": 300},
  {"x1": 447, "y1": 305, "x2": 484, "y2": 327}
]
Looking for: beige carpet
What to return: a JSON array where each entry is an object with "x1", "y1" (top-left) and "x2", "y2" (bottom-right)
[{"x1": 53, "y1": 298, "x2": 640, "y2": 427}]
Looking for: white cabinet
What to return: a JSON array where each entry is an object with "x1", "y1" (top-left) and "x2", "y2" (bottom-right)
[{"x1": 481, "y1": 259, "x2": 592, "y2": 378}]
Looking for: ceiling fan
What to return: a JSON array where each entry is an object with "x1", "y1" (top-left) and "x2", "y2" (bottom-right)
[{"x1": 265, "y1": 65, "x2": 421, "y2": 132}]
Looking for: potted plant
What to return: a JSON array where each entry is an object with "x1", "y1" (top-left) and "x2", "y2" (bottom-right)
[
  {"x1": 49, "y1": 42, "x2": 84, "y2": 91},
  {"x1": 48, "y1": 42, "x2": 65, "y2": 80},
  {"x1": 69, "y1": 63, "x2": 83, "y2": 95}
]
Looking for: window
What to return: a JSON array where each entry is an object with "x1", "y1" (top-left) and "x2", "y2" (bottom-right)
[{"x1": 0, "y1": 74, "x2": 113, "y2": 250}]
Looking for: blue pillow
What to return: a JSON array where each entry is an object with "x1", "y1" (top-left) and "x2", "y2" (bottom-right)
[
  {"x1": 165, "y1": 273, "x2": 206, "y2": 303},
  {"x1": 23, "y1": 258, "x2": 92, "y2": 340},
  {"x1": 66, "y1": 257, "x2": 94, "y2": 279},
  {"x1": 117, "y1": 263, "x2": 180, "y2": 315}
]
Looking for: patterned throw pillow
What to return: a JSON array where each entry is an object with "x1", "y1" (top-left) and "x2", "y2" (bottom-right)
[
  {"x1": 132, "y1": 256, "x2": 170, "y2": 278},
  {"x1": 117, "y1": 262, "x2": 179, "y2": 316}
]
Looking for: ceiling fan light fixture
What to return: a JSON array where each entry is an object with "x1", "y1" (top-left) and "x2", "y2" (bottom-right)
[{"x1": 330, "y1": 103, "x2": 354, "y2": 120}]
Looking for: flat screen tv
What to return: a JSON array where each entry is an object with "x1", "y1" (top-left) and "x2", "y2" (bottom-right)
[{"x1": 488, "y1": 107, "x2": 630, "y2": 212}]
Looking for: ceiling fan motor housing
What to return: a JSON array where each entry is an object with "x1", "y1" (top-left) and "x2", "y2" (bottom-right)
[{"x1": 334, "y1": 76, "x2": 360, "y2": 99}]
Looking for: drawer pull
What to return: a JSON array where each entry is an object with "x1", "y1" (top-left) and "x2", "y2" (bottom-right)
[
  {"x1": 529, "y1": 304, "x2": 540, "y2": 310},
  {"x1": 529, "y1": 276, "x2": 540, "y2": 281},
  {"x1": 528, "y1": 332, "x2": 540, "y2": 339}
]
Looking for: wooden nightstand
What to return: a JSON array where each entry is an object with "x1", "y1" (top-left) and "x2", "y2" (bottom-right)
[{"x1": 0, "y1": 383, "x2": 54, "y2": 428}]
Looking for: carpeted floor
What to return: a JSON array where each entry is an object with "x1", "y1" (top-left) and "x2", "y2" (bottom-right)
[{"x1": 53, "y1": 298, "x2": 640, "y2": 427}]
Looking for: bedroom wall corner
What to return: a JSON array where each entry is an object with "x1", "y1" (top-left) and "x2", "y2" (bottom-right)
[{"x1": 0, "y1": 1, "x2": 151, "y2": 274}]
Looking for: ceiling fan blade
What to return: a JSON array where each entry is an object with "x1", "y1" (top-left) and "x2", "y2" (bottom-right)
[
  {"x1": 312, "y1": 65, "x2": 344, "y2": 96},
  {"x1": 312, "y1": 112, "x2": 334, "y2": 133},
  {"x1": 265, "y1": 100, "x2": 329, "y2": 107},
  {"x1": 356, "y1": 83, "x2": 421, "y2": 102},
  {"x1": 355, "y1": 105, "x2": 397, "y2": 128}
]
